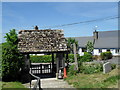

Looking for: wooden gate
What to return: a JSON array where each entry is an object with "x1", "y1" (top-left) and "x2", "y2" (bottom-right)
[{"x1": 30, "y1": 63, "x2": 52, "y2": 75}]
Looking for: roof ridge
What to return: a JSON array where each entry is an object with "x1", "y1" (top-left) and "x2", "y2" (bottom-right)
[
  {"x1": 66, "y1": 36, "x2": 93, "y2": 38},
  {"x1": 97, "y1": 30, "x2": 119, "y2": 32}
]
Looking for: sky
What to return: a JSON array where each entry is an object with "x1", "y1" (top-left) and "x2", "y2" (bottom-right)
[{"x1": 2, "y1": 2, "x2": 119, "y2": 42}]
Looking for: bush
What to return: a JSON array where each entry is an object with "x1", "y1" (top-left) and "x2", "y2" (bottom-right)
[
  {"x1": 80, "y1": 52, "x2": 93, "y2": 62},
  {"x1": 30, "y1": 55, "x2": 52, "y2": 63},
  {"x1": 92, "y1": 55, "x2": 101, "y2": 60},
  {"x1": 80, "y1": 63, "x2": 103, "y2": 74},
  {"x1": 100, "y1": 51, "x2": 112, "y2": 60},
  {"x1": 67, "y1": 65, "x2": 78, "y2": 76}
]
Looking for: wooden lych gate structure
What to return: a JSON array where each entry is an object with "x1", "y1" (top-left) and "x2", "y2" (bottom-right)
[{"x1": 18, "y1": 26, "x2": 69, "y2": 79}]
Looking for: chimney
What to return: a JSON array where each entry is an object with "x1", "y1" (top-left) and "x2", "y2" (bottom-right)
[
  {"x1": 93, "y1": 30, "x2": 98, "y2": 40},
  {"x1": 35, "y1": 25, "x2": 38, "y2": 30}
]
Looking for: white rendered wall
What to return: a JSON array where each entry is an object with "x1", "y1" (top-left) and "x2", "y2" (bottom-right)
[
  {"x1": 79, "y1": 48, "x2": 120, "y2": 56},
  {"x1": 112, "y1": 49, "x2": 120, "y2": 56},
  {"x1": 93, "y1": 49, "x2": 100, "y2": 55},
  {"x1": 102, "y1": 49, "x2": 107, "y2": 52},
  {"x1": 78, "y1": 48, "x2": 84, "y2": 56}
]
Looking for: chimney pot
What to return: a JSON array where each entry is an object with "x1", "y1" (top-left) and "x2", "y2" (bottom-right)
[
  {"x1": 35, "y1": 25, "x2": 38, "y2": 30},
  {"x1": 93, "y1": 30, "x2": 98, "y2": 40}
]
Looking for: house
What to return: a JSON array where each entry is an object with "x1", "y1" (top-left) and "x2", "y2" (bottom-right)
[{"x1": 71, "y1": 30, "x2": 120, "y2": 56}]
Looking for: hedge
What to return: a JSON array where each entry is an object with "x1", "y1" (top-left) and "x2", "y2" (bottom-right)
[
  {"x1": 30, "y1": 53, "x2": 93, "y2": 63},
  {"x1": 79, "y1": 52, "x2": 93, "y2": 62},
  {"x1": 30, "y1": 54, "x2": 80, "y2": 63},
  {"x1": 100, "y1": 51, "x2": 112, "y2": 60},
  {"x1": 30, "y1": 55, "x2": 52, "y2": 63}
]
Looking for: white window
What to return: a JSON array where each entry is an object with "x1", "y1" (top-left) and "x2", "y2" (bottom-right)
[
  {"x1": 107, "y1": 49, "x2": 110, "y2": 52},
  {"x1": 115, "y1": 49, "x2": 120, "y2": 53},
  {"x1": 99, "y1": 49, "x2": 102, "y2": 53},
  {"x1": 82, "y1": 48, "x2": 86, "y2": 52}
]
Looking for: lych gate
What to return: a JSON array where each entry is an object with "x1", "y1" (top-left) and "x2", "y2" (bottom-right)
[{"x1": 18, "y1": 26, "x2": 69, "y2": 79}]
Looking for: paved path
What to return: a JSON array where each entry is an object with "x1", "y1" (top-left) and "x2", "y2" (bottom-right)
[
  {"x1": 23, "y1": 77, "x2": 75, "y2": 89},
  {"x1": 41, "y1": 78, "x2": 74, "y2": 88}
]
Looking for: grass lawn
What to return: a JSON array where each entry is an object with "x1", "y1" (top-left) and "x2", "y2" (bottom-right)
[
  {"x1": 0, "y1": 81, "x2": 29, "y2": 89},
  {"x1": 65, "y1": 68, "x2": 120, "y2": 88}
]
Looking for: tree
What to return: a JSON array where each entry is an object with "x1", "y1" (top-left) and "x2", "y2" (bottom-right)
[
  {"x1": 86, "y1": 41, "x2": 94, "y2": 54},
  {"x1": 67, "y1": 38, "x2": 78, "y2": 54},
  {"x1": 2, "y1": 29, "x2": 24, "y2": 81}
]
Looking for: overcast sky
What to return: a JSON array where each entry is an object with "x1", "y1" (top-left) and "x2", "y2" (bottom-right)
[{"x1": 2, "y1": 1, "x2": 119, "y2": 42}]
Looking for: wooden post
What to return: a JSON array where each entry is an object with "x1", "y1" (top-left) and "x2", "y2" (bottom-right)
[
  {"x1": 73, "y1": 43, "x2": 78, "y2": 71},
  {"x1": 62, "y1": 53, "x2": 65, "y2": 68},
  {"x1": 56, "y1": 53, "x2": 59, "y2": 74},
  {"x1": 52, "y1": 53, "x2": 54, "y2": 73},
  {"x1": 56, "y1": 52, "x2": 65, "y2": 79},
  {"x1": 66, "y1": 52, "x2": 69, "y2": 68},
  {"x1": 40, "y1": 64, "x2": 42, "y2": 74}
]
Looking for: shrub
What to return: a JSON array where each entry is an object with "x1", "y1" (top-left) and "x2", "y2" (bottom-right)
[
  {"x1": 67, "y1": 65, "x2": 78, "y2": 76},
  {"x1": 80, "y1": 63, "x2": 103, "y2": 74},
  {"x1": 80, "y1": 52, "x2": 93, "y2": 62},
  {"x1": 66, "y1": 54, "x2": 80, "y2": 63},
  {"x1": 100, "y1": 51, "x2": 112, "y2": 60},
  {"x1": 111, "y1": 64, "x2": 116, "y2": 70},
  {"x1": 92, "y1": 55, "x2": 101, "y2": 60}
]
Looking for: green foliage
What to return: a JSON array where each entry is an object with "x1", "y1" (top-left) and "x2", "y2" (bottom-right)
[
  {"x1": 2, "y1": 81, "x2": 28, "y2": 89},
  {"x1": 30, "y1": 54, "x2": 80, "y2": 63},
  {"x1": 100, "y1": 51, "x2": 112, "y2": 60},
  {"x1": 67, "y1": 65, "x2": 78, "y2": 76},
  {"x1": 104, "y1": 75, "x2": 120, "y2": 83},
  {"x1": 80, "y1": 63, "x2": 103, "y2": 74},
  {"x1": 67, "y1": 54, "x2": 80, "y2": 63},
  {"x1": 86, "y1": 41, "x2": 94, "y2": 53},
  {"x1": 80, "y1": 52, "x2": 93, "y2": 62},
  {"x1": 65, "y1": 68, "x2": 119, "y2": 88},
  {"x1": 111, "y1": 64, "x2": 116, "y2": 70},
  {"x1": 2, "y1": 29, "x2": 24, "y2": 81},
  {"x1": 30, "y1": 55, "x2": 52, "y2": 63},
  {"x1": 67, "y1": 38, "x2": 78, "y2": 54}
]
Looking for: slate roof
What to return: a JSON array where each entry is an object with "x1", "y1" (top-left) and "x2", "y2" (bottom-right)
[
  {"x1": 18, "y1": 29, "x2": 68, "y2": 53},
  {"x1": 94, "y1": 37, "x2": 119, "y2": 49},
  {"x1": 71, "y1": 36, "x2": 93, "y2": 48},
  {"x1": 69, "y1": 30, "x2": 119, "y2": 49}
]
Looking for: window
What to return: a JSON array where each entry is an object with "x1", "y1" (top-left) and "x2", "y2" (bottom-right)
[
  {"x1": 82, "y1": 48, "x2": 86, "y2": 52},
  {"x1": 99, "y1": 49, "x2": 102, "y2": 53},
  {"x1": 115, "y1": 49, "x2": 119, "y2": 53},
  {"x1": 107, "y1": 49, "x2": 110, "y2": 52}
]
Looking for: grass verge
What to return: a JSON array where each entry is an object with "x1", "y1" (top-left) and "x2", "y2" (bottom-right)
[
  {"x1": 65, "y1": 68, "x2": 119, "y2": 88},
  {"x1": 0, "y1": 81, "x2": 29, "y2": 89}
]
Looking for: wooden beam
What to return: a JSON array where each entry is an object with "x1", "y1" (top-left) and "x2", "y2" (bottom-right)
[
  {"x1": 52, "y1": 53, "x2": 54, "y2": 73},
  {"x1": 63, "y1": 53, "x2": 65, "y2": 68},
  {"x1": 66, "y1": 52, "x2": 69, "y2": 68}
]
